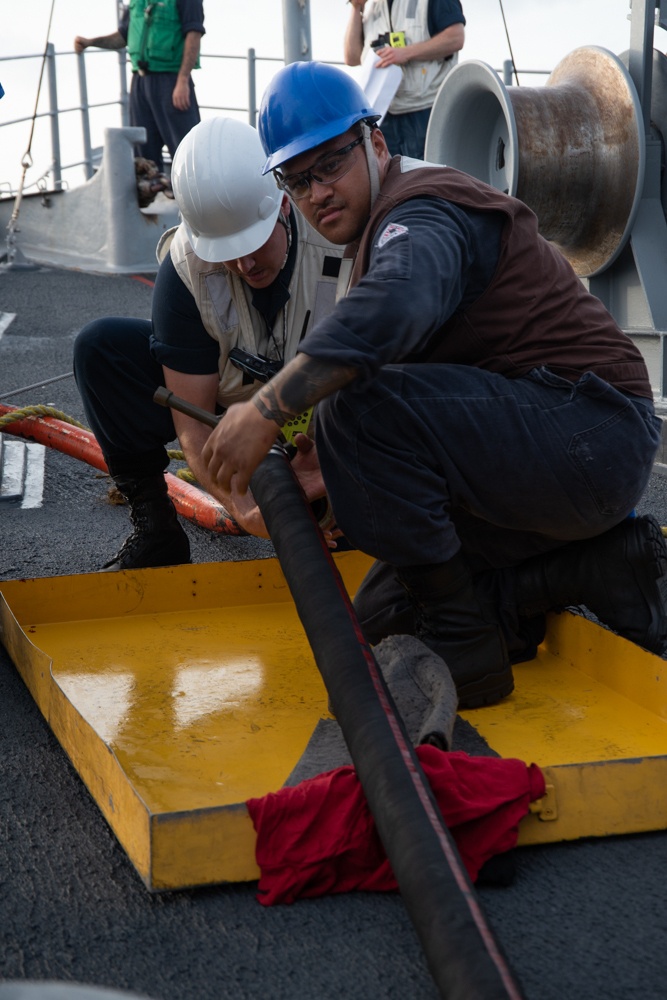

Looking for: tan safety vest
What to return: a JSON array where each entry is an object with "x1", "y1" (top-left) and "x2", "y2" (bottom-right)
[
  {"x1": 362, "y1": 0, "x2": 458, "y2": 114},
  {"x1": 157, "y1": 220, "x2": 343, "y2": 408}
]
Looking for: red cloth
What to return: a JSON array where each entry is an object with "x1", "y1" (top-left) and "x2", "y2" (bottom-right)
[{"x1": 246, "y1": 746, "x2": 545, "y2": 906}]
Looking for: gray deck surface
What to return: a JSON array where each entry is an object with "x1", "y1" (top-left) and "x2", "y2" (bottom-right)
[{"x1": 1, "y1": 264, "x2": 667, "y2": 1000}]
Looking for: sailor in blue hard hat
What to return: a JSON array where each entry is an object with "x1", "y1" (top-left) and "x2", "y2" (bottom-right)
[
  {"x1": 258, "y1": 61, "x2": 386, "y2": 244},
  {"x1": 203, "y1": 61, "x2": 667, "y2": 711}
]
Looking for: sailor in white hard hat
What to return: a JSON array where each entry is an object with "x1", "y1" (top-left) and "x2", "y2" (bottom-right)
[{"x1": 73, "y1": 116, "x2": 343, "y2": 570}]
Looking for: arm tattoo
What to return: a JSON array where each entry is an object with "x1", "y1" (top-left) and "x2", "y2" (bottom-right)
[
  {"x1": 254, "y1": 384, "x2": 289, "y2": 427},
  {"x1": 253, "y1": 356, "x2": 357, "y2": 424}
]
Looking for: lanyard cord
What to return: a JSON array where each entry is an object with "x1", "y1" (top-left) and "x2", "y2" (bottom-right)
[{"x1": 265, "y1": 297, "x2": 288, "y2": 363}]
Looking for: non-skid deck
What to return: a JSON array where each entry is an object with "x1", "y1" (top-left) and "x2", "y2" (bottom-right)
[{"x1": 1, "y1": 553, "x2": 666, "y2": 890}]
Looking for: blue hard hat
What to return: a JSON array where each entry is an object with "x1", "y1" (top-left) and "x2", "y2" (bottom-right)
[{"x1": 259, "y1": 61, "x2": 379, "y2": 174}]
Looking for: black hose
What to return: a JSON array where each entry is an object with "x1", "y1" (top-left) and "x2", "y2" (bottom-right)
[{"x1": 250, "y1": 445, "x2": 525, "y2": 1000}]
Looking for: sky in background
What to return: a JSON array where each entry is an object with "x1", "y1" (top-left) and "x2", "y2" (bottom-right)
[{"x1": 1, "y1": 0, "x2": 664, "y2": 192}]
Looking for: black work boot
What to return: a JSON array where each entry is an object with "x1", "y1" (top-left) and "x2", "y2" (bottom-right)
[
  {"x1": 514, "y1": 515, "x2": 667, "y2": 654},
  {"x1": 397, "y1": 553, "x2": 514, "y2": 710},
  {"x1": 103, "y1": 474, "x2": 191, "y2": 571}
]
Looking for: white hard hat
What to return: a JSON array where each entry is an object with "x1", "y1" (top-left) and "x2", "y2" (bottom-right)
[{"x1": 171, "y1": 117, "x2": 283, "y2": 262}]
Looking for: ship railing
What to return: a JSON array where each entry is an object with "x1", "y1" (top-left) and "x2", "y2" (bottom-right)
[
  {"x1": 0, "y1": 45, "x2": 283, "y2": 196},
  {"x1": 0, "y1": 47, "x2": 548, "y2": 198}
]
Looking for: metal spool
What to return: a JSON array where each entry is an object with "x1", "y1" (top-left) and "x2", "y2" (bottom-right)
[{"x1": 424, "y1": 47, "x2": 645, "y2": 277}]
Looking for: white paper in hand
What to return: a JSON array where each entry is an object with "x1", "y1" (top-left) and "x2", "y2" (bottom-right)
[{"x1": 356, "y1": 49, "x2": 402, "y2": 124}]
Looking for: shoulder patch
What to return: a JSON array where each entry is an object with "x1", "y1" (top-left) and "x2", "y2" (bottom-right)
[{"x1": 377, "y1": 222, "x2": 409, "y2": 248}]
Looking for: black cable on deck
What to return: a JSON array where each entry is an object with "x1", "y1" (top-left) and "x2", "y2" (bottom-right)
[{"x1": 250, "y1": 445, "x2": 525, "y2": 1000}]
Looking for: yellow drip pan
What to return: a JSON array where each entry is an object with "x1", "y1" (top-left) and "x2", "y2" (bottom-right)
[{"x1": 1, "y1": 552, "x2": 667, "y2": 890}]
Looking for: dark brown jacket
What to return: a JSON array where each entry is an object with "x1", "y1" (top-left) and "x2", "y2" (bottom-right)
[{"x1": 349, "y1": 159, "x2": 652, "y2": 398}]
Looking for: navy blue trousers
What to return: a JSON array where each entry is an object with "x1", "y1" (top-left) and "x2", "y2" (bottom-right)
[
  {"x1": 73, "y1": 317, "x2": 176, "y2": 480},
  {"x1": 316, "y1": 363, "x2": 661, "y2": 573},
  {"x1": 379, "y1": 108, "x2": 432, "y2": 159},
  {"x1": 76, "y1": 320, "x2": 661, "y2": 572},
  {"x1": 130, "y1": 72, "x2": 200, "y2": 170}
]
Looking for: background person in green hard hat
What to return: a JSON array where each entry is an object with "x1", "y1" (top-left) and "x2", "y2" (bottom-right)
[
  {"x1": 73, "y1": 116, "x2": 343, "y2": 571},
  {"x1": 200, "y1": 60, "x2": 667, "y2": 711}
]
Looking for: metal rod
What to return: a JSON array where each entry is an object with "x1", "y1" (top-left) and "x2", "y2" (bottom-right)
[
  {"x1": 118, "y1": 50, "x2": 130, "y2": 127},
  {"x1": 45, "y1": 43, "x2": 62, "y2": 191},
  {"x1": 247, "y1": 48, "x2": 257, "y2": 128},
  {"x1": 282, "y1": 0, "x2": 312, "y2": 63},
  {"x1": 153, "y1": 386, "x2": 219, "y2": 428},
  {"x1": 76, "y1": 54, "x2": 94, "y2": 181}
]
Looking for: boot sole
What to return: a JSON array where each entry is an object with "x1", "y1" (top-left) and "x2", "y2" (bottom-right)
[{"x1": 456, "y1": 667, "x2": 515, "y2": 711}]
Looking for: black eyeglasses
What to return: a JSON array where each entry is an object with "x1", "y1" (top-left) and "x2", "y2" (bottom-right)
[{"x1": 275, "y1": 136, "x2": 364, "y2": 200}]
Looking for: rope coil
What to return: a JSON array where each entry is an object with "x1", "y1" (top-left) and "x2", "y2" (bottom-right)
[
  {"x1": 0, "y1": 406, "x2": 191, "y2": 479},
  {"x1": 0, "y1": 404, "x2": 87, "y2": 431}
]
